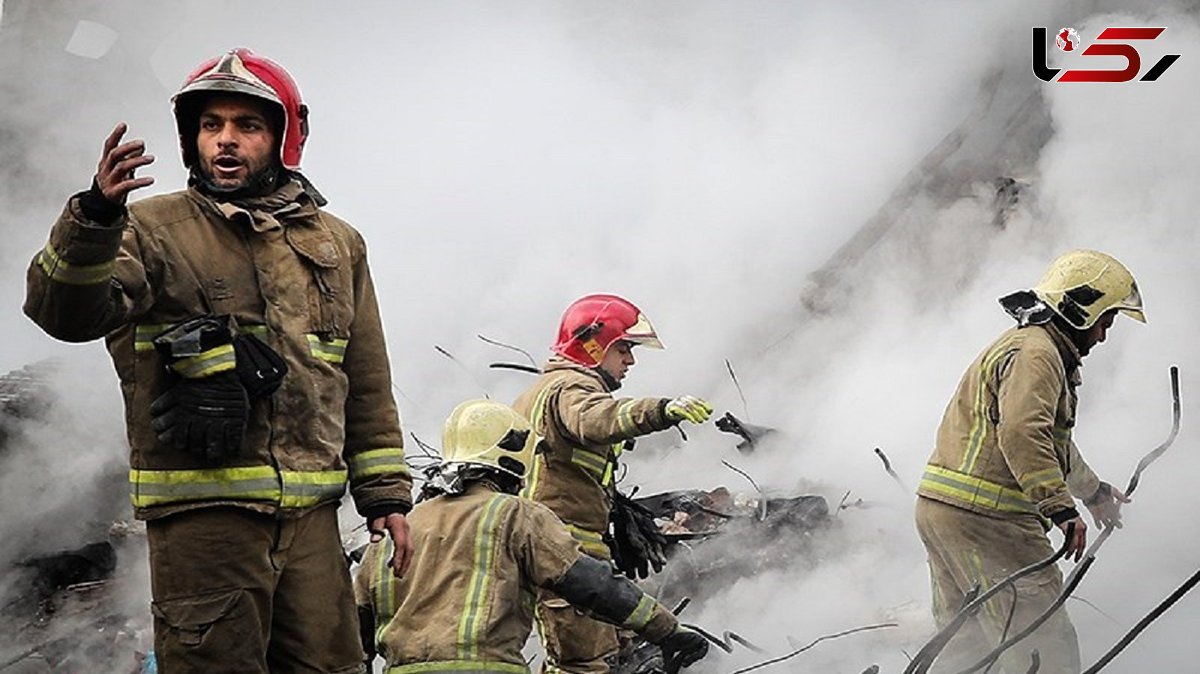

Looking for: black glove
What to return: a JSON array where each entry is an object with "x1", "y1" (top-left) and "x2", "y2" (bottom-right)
[
  {"x1": 150, "y1": 371, "x2": 249, "y2": 463},
  {"x1": 659, "y1": 627, "x2": 709, "y2": 673},
  {"x1": 608, "y1": 490, "x2": 669, "y2": 580}
]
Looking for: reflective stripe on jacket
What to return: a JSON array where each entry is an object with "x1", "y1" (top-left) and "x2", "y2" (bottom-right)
[
  {"x1": 511, "y1": 358, "x2": 673, "y2": 555},
  {"x1": 918, "y1": 324, "x2": 1100, "y2": 522},
  {"x1": 24, "y1": 183, "x2": 412, "y2": 519}
]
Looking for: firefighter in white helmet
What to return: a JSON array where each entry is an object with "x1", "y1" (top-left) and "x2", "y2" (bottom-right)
[
  {"x1": 915, "y1": 250, "x2": 1143, "y2": 673},
  {"x1": 355, "y1": 400, "x2": 710, "y2": 674},
  {"x1": 24, "y1": 48, "x2": 412, "y2": 671},
  {"x1": 512, "y1": 294, "x2": 713, "y2": 674}
]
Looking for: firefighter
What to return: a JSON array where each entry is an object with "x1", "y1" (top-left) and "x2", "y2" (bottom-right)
[
  {"x1": 24, "y1": 48, "x2": 412, "y2": 673},
  {"x1": 355, "y1": 399, "x2": 710, "y2": 674},
  {"x1": 512, "y1": 294, "x2": 713, "y2": 674},
  {"x1": 915, "y1": 250, "x2": 1143, "y2": 673}
]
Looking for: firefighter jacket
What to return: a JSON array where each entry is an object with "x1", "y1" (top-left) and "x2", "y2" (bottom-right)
[
  {"x1": 355, "y1": 482, "x2": 678, "y2": 674},
  {"x1": 24, "y1": 181, "x2": 412, "y2": 520},
  {"x1": 511, "y1": 358, "x2": 675, "y2": 559},
  {"x1": 918, "y1": 324, "x2": 1101, "y2": 524}
]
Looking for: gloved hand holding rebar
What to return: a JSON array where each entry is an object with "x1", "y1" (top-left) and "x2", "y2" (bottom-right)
[
  {"x1": 665, "y1": 396, "x2": 713, "y2": 425},
  {"x1": 1083, "y1": 480, "x2": 1131, "y2": 530},
  {"x1": 659, "y1": 626, "x2": 710, "y2": 673}
]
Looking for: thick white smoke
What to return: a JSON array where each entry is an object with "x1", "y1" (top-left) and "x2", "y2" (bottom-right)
[{"x1": 1, "y1": 1, "x2": 1197, "y2": 671}]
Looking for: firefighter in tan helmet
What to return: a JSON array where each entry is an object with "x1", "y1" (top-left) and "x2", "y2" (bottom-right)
[
  {"x1": 512, "y1": 294, "x2": 713, "y2": 674},
  {"x1": 915, "y1": 250, "x2": 1144, "y2": 673},
  {"x1": 355, "y1": 400, "x2": 710, "y2": 673}
]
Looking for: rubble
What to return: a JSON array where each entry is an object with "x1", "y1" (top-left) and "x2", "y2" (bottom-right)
[{"x1": 0, "y1": 362, "x2": 149, "y2": 673}]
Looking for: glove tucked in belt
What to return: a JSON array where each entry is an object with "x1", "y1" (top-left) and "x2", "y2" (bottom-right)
[
  {"x1": 607, "y1": 489, "x2": 669, "y2": 580},
  {"x1": 150, "y1": 317, "x2": 287, "y2": 463}
]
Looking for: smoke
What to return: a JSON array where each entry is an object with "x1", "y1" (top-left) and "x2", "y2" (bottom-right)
[{"x1": 2, "y1": 0, "x2": 1199, "y2": 671}]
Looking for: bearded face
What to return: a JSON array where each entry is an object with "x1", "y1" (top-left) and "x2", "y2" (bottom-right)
[{"x1": 194, "y1": 94, "x2": 280, "y2": 195}]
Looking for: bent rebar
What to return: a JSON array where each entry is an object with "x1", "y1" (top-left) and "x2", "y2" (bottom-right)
[{"x1": 728, "y1": 623, "x2": 898, "y2": 674}]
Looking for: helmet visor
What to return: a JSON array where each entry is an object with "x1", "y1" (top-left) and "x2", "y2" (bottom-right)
[{"x1": 622, "y1": 313, "x2": 664, "y2": 350}]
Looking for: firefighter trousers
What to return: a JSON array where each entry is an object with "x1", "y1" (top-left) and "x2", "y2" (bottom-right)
[
  {"x1": 146, "y1": 504, "x2": 365, "y2": 674},
  {"x1": 915, "y1": 497, "x2": 1081, "y2": 674}
]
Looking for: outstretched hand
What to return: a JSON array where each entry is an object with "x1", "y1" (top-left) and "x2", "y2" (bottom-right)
[
  {"x1": 95, "y1": 123, "x2": 155, "y2": 204},
  {"x1": 665, "y1": 395, "x2": 713, "y2": 425}
]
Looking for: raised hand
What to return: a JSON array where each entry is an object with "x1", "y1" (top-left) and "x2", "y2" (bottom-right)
[{"x1": 95, "y1": 122, "x2": 155, "y2": 204}]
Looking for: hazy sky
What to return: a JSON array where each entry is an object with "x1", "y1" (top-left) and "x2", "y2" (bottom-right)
[{"x1": 1, "y1": 1, "x2": 1198, "y2": 671}]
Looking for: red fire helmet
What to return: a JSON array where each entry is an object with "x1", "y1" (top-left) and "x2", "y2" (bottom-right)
[
  {"x1": 552, "y1": 294, "x2": 664, "y2": 367},
  {"x1": 172, "y1": 48, "x2": 309, "y2": 170}
]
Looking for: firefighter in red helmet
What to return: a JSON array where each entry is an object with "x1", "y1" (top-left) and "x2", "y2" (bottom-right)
[
  {"x1": 24, "y1": 48, "x2": 412, "y2": 672},
  {"x1": 512, "y1": 293, "x2": 713, "y2": 674}
]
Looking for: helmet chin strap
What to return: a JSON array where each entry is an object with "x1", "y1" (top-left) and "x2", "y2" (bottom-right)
[
  {"x1": 594, "y1": 365, "x2": 622, "y2": 392},
  {"x1": 191, "y1": 162, "x2": 283, "y2": 201}
]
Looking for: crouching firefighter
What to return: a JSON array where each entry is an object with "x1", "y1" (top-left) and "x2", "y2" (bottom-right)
[
  {"x1": 916, "y1": 250, "x2": 1143, "y2": 674},
  {"x1": 24, "y1": 48, "x2": 413, "y2": 673},
  {"x1": 355, "y1": 400, "x2": 711, "y2": 674},
  {"x1": 513, "y1": 294, "x2": 714, "y2": 674}
]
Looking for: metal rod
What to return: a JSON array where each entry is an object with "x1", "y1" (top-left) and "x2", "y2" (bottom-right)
[
  {"x1": 1081, "y1": 566, "x2": 1200, "y2": 673},
  {"x1": 477, "y1": 333, "x2": 537, "y2": 367},
  {"x1": 727, "y1": 623, "x2": 897, "y2": 674}
]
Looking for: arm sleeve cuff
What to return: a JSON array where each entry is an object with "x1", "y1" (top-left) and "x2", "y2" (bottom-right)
[
  {"x1": 77, "y1": 180, "x2": 126, "y2": 226},
  {"x1": 1049, "y1": 507, "x2": 1080, "y2": 526},
  {"x1": 362, "y1": 502, "x2": 411, "y2": 523}
]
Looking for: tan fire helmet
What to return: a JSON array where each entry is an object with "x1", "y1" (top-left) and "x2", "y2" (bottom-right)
[
  {"x1": 1032, "y1": 250, "x2": 1145, "y2": 329},
  {"x1": 442, "y1": 399, "x2": 539, "y2": 480}
]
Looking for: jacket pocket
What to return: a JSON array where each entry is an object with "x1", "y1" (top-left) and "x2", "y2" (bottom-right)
[{"x1": 285, "y1": 223, "x2": 353, "y2": 336}]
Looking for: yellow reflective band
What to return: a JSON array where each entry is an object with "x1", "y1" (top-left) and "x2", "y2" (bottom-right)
[
  {"x1": 134, "y1": 324, "x2": 173, "y2": 352},
  {"x1": 520, "y1": 384, "x2": 556, "y2": 500},
  {"x1": 565, "y1": 524, "x2": 609, "y2": 558},
  {"x1": 307, "y1": 334, "x2": 349, "y2": 363},
  {"x1": 920, "y1": 465, "x2": 1038, "y2": 515},
  {"x1": 130, "y1": 466, "x2": 279, "y2": 508},
  {"x1": 966, "y1": 551, "x2": 1006, "y2": 626},
  {"x1": 371, "y1": 538, "x2": 398, "y2": 634},
  {"x1": 622, "y1": 594, "x2": 656, "y2": 630},
  {"x1": 278, "y1": 469, "x2": 347, "y2": 508},
  {"x1": 129, "y1": 466, "x2": 347, "y2": 509},
  {"x1": 349, "y1": 447, "x2": 410, "y2": 479},
  {"x1": 960, "y1": 337, "x2": 1019, "y2": 473},
  {"x1": 1052, "y1": 425, "x2": 1072, "y2": 442},
  {"x1": 570, "y1": 448, "x2": 608, "y2": 480},
  {"x1": 616, "y1": 400, "x2": 638, "y2": 437},
  {"x1": 602, "y1": 460, "x2": 614, "y2": 488},
  {"x1": 388, "y1": 661, "x2": 528, "y2": 674},
  {"x1": 1019, "y1": 467, "x2": 1065, "y2": 493},
  {"x1": 169, "y1": 344, "x2": 236, "y2": 378},
  {"x1": 458, "y1": 495, "x2": 510, "y2": 660},
  {"x1": 36, "y1": 242, "x2": 114, "y2": 285}
]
